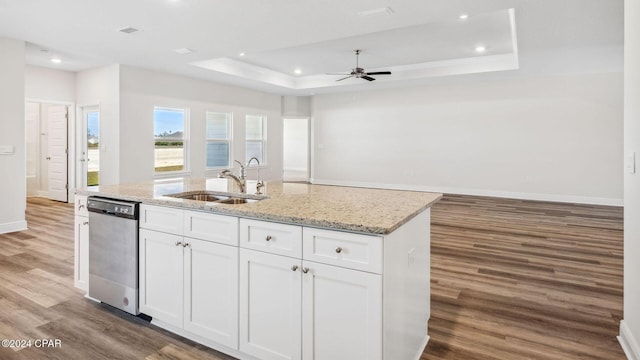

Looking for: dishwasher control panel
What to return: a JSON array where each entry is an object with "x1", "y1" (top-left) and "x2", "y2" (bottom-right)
[{"x1": 87, "y1": 197, "x2": 139, "y2": 220}]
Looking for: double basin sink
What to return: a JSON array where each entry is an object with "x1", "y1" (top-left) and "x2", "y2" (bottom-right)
[{"x1": 165, "y1": 191, "x2": 266, "y2": 205}]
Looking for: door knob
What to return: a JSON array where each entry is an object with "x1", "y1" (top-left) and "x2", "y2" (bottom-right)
[
  {"x1": 46, "y1": 156, "x2": 51, "y2": 160},
  {"x1": 291, "y1": 265, "x2": 298, "y2": 271}
]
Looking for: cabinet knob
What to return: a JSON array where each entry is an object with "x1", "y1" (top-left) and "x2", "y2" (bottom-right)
[
  {"x1": 265, "y1": 235, "x2": 272, "y2": 241},
  {"x1": 302, "y1": 267, "x2": 310, "y2": 274},
  {"x1": 291, "y1": 265, "x2": 298, "y2": 271},
  {"x1": 175, "y1": 241, "x2": 183, "y2": 247},
  {"x1": 335, "y1": 247, "x2": 343, "y2": 254}
]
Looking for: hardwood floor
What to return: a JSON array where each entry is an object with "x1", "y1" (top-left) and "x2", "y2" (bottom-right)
[
  {"x1": 0, "y1": 195, "x2": 624, "y2": 359},
  {"x1": 423, "y1": 195, "x2": 624, "y2": 360}
]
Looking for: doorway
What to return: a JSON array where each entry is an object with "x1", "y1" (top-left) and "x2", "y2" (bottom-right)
[
  {"x1": 25, "y1": 102, "x2": 70, "y2": 202},
  {"x1": 80, "y1": 106, "x2": 100, "y2": 187},
  {"x1": 282, "y1": 117, "x2": 310, "y2": 182}
]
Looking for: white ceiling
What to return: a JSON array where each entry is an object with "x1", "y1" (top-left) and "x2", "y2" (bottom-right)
[{"x1": 0, "y1": 0, "x2": 623, "y2": 95}]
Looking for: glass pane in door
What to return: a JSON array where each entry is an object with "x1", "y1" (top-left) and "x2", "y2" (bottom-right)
[{"x1": 87, "y1": 111, "x2": 100, "y2": 186}]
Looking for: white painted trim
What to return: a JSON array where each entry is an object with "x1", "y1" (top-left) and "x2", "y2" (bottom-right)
[
  {"x1": 0, "y1": 220, "x2": 28, "y2": 234},
  {"x1": 619, "y1": 320, "x2": 640, "y2": 360},
  {"x1": 311, "y1": 178, "x2": 623, "y2": 206},
  {"x1": 413, "y1": 335, "x2": 430, "y2": 360}
]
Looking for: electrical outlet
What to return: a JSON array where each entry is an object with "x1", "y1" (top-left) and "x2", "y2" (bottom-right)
[
  {"x1": 407, "y1": 247, "x2": 416, "y2": 267},
  {"x1": 626, "y1": 152, "x2": 636, "y2": 174}
]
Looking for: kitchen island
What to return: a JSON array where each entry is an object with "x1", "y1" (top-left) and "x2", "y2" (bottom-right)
[{"x1": 75, "y1": 178, "x2": 442, "y2": 360}]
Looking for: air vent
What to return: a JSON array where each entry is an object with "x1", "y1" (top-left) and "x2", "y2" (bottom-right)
[
  {"x1": 357, "y1": 7, "x2": 394, "y2": 17},
  {"x1": 118, "y1": 26, "x2": 140, "y2": 34},
  {"x1": 173, "y1": 48, "x2": 195, "y2": 55}
]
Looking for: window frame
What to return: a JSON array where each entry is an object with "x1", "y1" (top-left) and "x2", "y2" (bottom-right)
[
  {"x1": 153, "y1": 106, "x2": 189, "y2": 176},
  {"x1": 245, "y1": 114, "x2": 267, "y2": 166},
  {"x1": 205, "y1": 111, "x2": 233, "y2": 170}
]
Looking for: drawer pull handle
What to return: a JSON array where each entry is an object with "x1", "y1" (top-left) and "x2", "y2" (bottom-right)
[
  {"x1": 78, "y1": 204, "x2": 85, "y2": 210},
  {"x1": 335, "y1": 247, "x2": 343, "y2": 254},
  {"x1": 266, "y1": 235, "x2": 272, "y2": 241},
  {"x1": 83, "y1": 221, "x2": 89, "y2": 226},
  {"x1": 175, "y1": 241, "x2": 183, "y2": 247},
  {"x1": 291, "y1": 265, "x2": 298, "y2": 271},
  {"x1": 183, "y1": 242, "x2": 191, "y2": 248},
  {"x1": 302, "y1": 267, "x2": 310, "y2": 274}
]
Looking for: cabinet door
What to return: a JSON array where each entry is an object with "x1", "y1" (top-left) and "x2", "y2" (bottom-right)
[
  {"x1": 302, "y1": 261, "x2": 382, "y2": 360},
  {"x1": 74, "y1": 215, "x2": 89, "y2": 291},
  {"x1": 239, "y1": 249, "x2": 302, "y2": 360},
  {"x1": 184, "y1": 238, "x2": 238, "y2": 349},
  {"x1": 139, "y1": 229, "x2": 184, "y2": 328}
]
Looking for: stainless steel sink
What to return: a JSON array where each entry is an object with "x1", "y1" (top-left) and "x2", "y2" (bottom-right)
[
  {"x1": 165, "y1": 191, "x2": 263, "y2": 205},
  {"x1": 217, "y1": 198, "x2": 258, "y2": 204}
]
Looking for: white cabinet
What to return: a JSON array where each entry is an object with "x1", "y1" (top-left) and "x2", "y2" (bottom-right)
[
  {"x1": 239, "y1": 248, "x2": 302, "y2": 360},
  {"x1": 184, "y1": 237, "x2": 238, "y2": 348},
  {"x1": 239, "y1": 224, "x2": 384, "y2": 360},
  {"x1": 240, "y1": 218, "x2": 302, "y2": 258},
  {"x1": 139, "y1": 228, "x2": 184, "y2": 328},
  {"x1": 139, "y1": 210, "x2": 239, "y2": 350},
  {"x1": 74, "y1": 195, "x2": 89, "y2": 291},
  {"x1": 302, "y1": 261, "x2": 382, "y2": 360}
]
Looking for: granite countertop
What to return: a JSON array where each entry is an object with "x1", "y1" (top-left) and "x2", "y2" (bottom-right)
[{"x1": 77, "y1": 178, "x2": 442, "y2": 235}]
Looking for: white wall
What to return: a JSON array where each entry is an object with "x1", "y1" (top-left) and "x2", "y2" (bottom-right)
[
  {"x1": 25, "y1": 65, "x2": 76, "y2": 103},
  {"x1": 0, "y1": 38, "x2": 26, "y2": 233},
  {"x1": 620, "y1": 0, "x2": 640, "y2": 358},
  {"x1": 118, "y1": 65, "x2": 283, "y2": 183},
  {"x1": 312, "y1": 72, "x2": 623, "y2": 205},
  {"x1": 76, "y1": 64, "x2": 120, "y2": 186}
]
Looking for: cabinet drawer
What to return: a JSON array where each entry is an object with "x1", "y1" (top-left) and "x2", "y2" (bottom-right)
[
  {"x1": 75, "y1": 195, "x2": 88, "y2": 217},
  {"x1": 184, "y1": 210, "x2": 239, "y2": 246},
  {"x1": 240, "y1": 219, "x2": 302, "y2": 258},
  {"x1": 303, "y1": 228, "x2": 383, "y2": 274},
  {"x1": 140, "y1": 204, "x2": 183, "y2": 235}
]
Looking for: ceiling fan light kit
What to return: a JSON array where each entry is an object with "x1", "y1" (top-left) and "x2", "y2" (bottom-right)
[{"x1": 329, "y1": 49, "x2": 392, "y2": 82}]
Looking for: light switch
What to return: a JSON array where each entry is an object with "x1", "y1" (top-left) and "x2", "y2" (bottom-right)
[
  {"x1": 626, "y1": 152, "x2": 636, "y2": 174},
  {"x1": 0, "y1": 145, "x2": 15, "y2": 155}
]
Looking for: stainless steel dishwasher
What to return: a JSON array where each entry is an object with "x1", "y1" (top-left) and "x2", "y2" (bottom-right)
[{"x1": 87, "y1": 197, "x2": 140, "y2": 315}]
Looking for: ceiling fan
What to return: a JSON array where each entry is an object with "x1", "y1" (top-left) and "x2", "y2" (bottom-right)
[{"x1": 328, "y1": 49, "x2": 392, "y2": 81}]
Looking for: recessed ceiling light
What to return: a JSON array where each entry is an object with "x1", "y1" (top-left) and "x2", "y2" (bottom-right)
[
  {"x1": 358, "y1": 7, "x2": 394, "y2": 17},
  {"x1": 475, "y1": 45, "x2": 487, "y2": 53},
  {"x1": 118, "y1": 26, "x2": 140, "y2": 34},
  {"x1": 173, "y1": 48, "x2": 195, "y2": 55},
  {"x1": 294, "y1": 69, "x2": 302, "y2": 75},
  {"x1": 459, "y1": 14, "x2": 469, "y2": 20},
  {"x1": 50, "y1": 58, "x2": 62, "y2": 64},
  {"x1": 239, "y1": 52, "x2": 245, "y2": 57}
]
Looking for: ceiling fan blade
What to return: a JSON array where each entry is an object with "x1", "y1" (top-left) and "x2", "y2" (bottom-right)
[
  {"x1": 336, "y1": 75, "x2": 354, "y2": 81},
  {"x1": 366, "y1": 71, "x2": 391, "y2": 75},
  {"x1": 361, "y1": 75, "x2": 376, "y2": 81}
]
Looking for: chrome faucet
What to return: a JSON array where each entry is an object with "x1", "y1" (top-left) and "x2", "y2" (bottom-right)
[
  {"x1": 218, "y1": 160, "x2": 246, "y2": 193},
  {"x1": 218, "y1": 158, "x2": 264, "y2": 195}
]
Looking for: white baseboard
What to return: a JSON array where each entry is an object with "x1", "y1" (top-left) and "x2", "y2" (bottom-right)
[
  {"x1": 619, "y1": 320, "x2": 640, "y2": 360},
  {"x1": 0, "y1": 220, "x2": 28, "y2": 234},
  {"x1": 310, "y1": 178, "x2": 623, "y2": 206}
]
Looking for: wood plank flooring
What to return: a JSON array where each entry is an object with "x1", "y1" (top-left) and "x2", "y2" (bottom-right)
[
  {"x1": 423, "y1": 194, "x2": 624, "y2": 360},
  {"x1": 0, "y1": 195, "x2": 625, "y2": 359}
]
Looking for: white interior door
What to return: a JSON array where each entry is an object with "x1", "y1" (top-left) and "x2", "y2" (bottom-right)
[{"x1": 47, "y1": 105, "x2": 68, "y2": 202}]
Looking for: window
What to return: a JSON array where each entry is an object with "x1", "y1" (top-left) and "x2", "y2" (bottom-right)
[
  {"x1": 206, "y1": 111, "x2": 232, "y2": 168},
  {"x1": 154, "y1": 107, "x2": 187, "y2": 173},
  {"x1": 245, "y1": 115, "x2": 266, "y2": 164}
]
